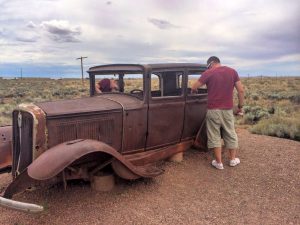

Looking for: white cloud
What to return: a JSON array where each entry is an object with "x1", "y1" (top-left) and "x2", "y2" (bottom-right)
[{"x1": 27, "y1": 21, "x2": 37, "y2": 29}]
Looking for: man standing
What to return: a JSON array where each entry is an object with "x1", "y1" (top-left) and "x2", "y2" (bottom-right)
[{"x1": 192, "y1": 56, "x2": 244, "y2": 170}]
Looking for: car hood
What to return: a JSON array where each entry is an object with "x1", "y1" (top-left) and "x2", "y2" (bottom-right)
[
  {"x1": 35, "y1": 94, "x2": 143, "y2": 117},
  {"x1": 36, "y1": 96, "x2": 122, "y2": 117}
]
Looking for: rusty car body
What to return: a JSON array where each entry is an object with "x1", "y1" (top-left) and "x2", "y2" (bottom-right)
[{"x1": 0, "y1": 63, "x2": 208, "y2": 212}]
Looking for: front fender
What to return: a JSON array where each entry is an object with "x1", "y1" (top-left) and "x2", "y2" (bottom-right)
[
  {"x1": 27, "y1": 139, "x2": 162, "y2": 180},
  {"x1": 3, "y1": 139, "x2": 163, "y2": 198}
]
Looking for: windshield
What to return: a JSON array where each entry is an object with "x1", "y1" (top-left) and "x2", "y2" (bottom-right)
[{"x1": 94, "y1": 73, "x2": 144, "y2": 98}]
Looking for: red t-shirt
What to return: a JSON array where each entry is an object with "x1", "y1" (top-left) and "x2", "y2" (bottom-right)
[{"x1": 199, "y1": 66, "x2": 240, "y2": 109}]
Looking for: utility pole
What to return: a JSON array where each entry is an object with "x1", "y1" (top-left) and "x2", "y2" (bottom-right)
[
  {"x1": 20, "y1": 68, "x2": 23, "y2": 79},
  {"x1": 76, "y1": 56, "x2": 88, "y2": 83}
]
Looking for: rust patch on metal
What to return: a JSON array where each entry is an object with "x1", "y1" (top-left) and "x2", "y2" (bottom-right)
[
  {"x1": 0, "y1": 126, "x2": 12, "y2": 171},
  {"x1": 17, "y1": 104, "x2": 47, "y2": 159},
  {"x1": 125, "y1": 140, "x2": 193, "y2": 166}
]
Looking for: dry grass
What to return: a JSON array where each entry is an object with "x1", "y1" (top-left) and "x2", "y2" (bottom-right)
[
  {"x1": 236, "y1": 77, "x2": 300, "y2": 141},
  {"x1": 0, "y1": 78, "x2": 90, "y2": 125}
]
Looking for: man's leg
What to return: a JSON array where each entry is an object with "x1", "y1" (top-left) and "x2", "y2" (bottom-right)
[
  {"x1": 228, "y1": 148, "x2": 237, "y2": 161},
  {"x1": 221, "y1": 110, "x2": 239, "y2": 165},
  {"x1": 206, "y1": 110, "x2": 223, "y2": 169},
  {"x1": 213, "y1": 147, "x2": 222, "y2": 163}
]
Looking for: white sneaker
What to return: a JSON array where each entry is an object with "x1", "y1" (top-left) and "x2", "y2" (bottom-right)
[
  {"x1": 212, "y1": 160, "x2": 224, "y2": 170},
  {"x1": 229, "y1": 158, "x2": 240, "y2": 167}
]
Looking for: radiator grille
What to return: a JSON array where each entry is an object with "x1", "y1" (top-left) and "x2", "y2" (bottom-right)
[
  {"x1": 47, "y1": 117, "x2": 114, "y2": 147},
  {"x1": 12, "y1": 110, "x2": 33, "y2": 177}
]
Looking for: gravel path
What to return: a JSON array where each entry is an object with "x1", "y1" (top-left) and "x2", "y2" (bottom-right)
[{"x1": 0, "y1": 129, "x2": 299, "y2": 225}]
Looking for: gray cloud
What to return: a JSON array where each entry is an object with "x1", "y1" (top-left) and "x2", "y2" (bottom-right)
[
  {"x1": 15, "y1": 36, "x2": 39, "y2": 43},
  {"x1": 148, "y1": 18, "x2": 179, "y2": 30},
  {"x1": 229, "y1": 21, "x2": 300, "y2": 60},
  {"x1": 41, "y1": 20, "x2": 81, "y2": 42}
]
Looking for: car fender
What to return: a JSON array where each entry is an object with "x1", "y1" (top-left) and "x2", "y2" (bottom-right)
[
  {"x1": 3, "y1": 139, "x2": 162, "y2": 199},
  {"x1": 26, "y1": 139, "x2": 162, "y2": 181}
]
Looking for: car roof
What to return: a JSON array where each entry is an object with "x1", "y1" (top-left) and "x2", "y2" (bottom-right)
[{"x1": 87, "y1": 63, "x2": 207, "y2": 73}]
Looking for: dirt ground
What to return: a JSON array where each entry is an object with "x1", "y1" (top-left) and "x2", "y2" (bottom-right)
[{"x1": 0, "y1": 129, "x2": 299, "y2": 225}]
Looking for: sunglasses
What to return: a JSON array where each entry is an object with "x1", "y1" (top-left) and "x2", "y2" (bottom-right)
[{"x1": 207, "y1": 61, "x2": 214, "y2": 69}]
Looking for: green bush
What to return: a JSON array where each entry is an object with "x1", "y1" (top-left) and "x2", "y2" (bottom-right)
[
  {"x1": 267, "y1": 93, "x2": 283, "y2": 100},
  {"x1": 251, "y1": 93, "x2": 259, "y2": 100},
  {"x1": 251, "y1": 116, "x2": 300, "y2": 141},
  {"x1": 290, "y1": 94, "x2": 300, "y2": 104},
  {"x1": 240, "y1": 105, "x2": 270, "y2": 124}
]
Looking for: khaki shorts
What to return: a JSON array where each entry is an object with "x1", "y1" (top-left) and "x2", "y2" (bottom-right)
[{"x1": 206, "y1": 109, "x2": 238, "y2": 149}]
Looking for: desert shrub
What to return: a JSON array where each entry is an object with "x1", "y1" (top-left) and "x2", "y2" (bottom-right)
[
  {"x1": 267, "y1": 93, "x2": 283, "y2": 100},
  {"x1": 268, "y1": 106, "x2": 275, "y2": 114},
  {"x1": 251, "y1": 116, "x2": 300, "y2": 141},
  {"x1": 240, "y1": 105, "x2": 270, "y2": 124},
  {"x1": 290, "y1": 94, "x2": 300, "y2": 104},
  {"x1": 251, "y1": 93, "x2": 259, "y2": 100},
  {"x1": 0, "y1": 104, "x2": 15, "y2": 116},
  {"x1": 243, "y1": 89, "x2": 252, "y2": 98},
  {"x1": 0, "y1": 116, "x2": 11, "y2": 126},
  {"x1": 78, "y1": 88, "x2": 88, "y2": 92},
  {"x1": 63, "y1": 88, "x2": 79, "y2": 96},
  {"x1": 243, "y1": 105, "x2": 251, "y2": 114},
  {"x1": 52, "y1": 91, "x2": 60, "y2": 96}
]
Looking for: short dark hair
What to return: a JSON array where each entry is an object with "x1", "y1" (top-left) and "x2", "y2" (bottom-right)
[{"x1": 207, "y1": 56, "x2": 220, "y2": 65}]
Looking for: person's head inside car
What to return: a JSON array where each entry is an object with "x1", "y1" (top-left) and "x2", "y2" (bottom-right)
[{"x1": 95, "y1": 78, "x2": 119, "y2": 93}]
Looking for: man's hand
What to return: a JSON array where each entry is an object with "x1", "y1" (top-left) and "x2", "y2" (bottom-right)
[
  {"x1": 233, "y1": 106, "x2": 244, "y2": 116},
  {"x1": 191, "y1": 80, "x2": 204, "y2": 93}
]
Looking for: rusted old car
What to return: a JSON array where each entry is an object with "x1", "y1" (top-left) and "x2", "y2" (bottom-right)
[{"x1": 0, "y1": 63, "x2": 208, "y2": 212}]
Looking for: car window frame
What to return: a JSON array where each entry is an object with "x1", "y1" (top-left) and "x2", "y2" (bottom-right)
[
  {"x1": 90, "y1": 71, "x2": 146, "y2": 101},
  {"x1": 187, "y1": 71, "x2": 208, "y2": 97},
  {"x1": 150, "y1": 69, "x2": 185, "y2": 101}
]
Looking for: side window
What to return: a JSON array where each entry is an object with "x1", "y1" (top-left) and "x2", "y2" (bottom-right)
[
  {"x1": 151, "y1": 71, "x2": 183, "y2": 98},
  {"x1": 188, "y1": 74, "x2": 207, "y2": 95},
  {"x1": 176, "y1": 73, "x2": 183, "y2": 89},
  {"x1": 151, "y1": 74, "x2": 161, "y2": 97}
]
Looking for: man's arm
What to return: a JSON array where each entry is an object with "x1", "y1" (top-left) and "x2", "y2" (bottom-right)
[
  {"x1": 191, "y1": 80, "x2": 204, "y2": 93},
  {"x1": 235, "y1": 81, "x2": 244, "y2": 108}
]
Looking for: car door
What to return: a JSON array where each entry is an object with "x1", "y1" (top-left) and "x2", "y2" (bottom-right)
[
  {"x1": 181, "y1": 72, "x2": 207, "y2": 147},
  {"x1": 146, "y1": 70, "x2": 185, "y2": 149},
  {"x1": 119, "y1": 73, "x2": 147, "y2": 154}
]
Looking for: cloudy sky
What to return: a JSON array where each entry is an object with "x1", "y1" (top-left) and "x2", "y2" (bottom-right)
[{"x1": 0, "y1": 0, "x2": 299, "y2": 77}]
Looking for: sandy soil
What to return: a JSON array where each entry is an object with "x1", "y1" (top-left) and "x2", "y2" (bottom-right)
[{"x1": 0, "y1": 129, "x2": 299, "y2": 225}]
